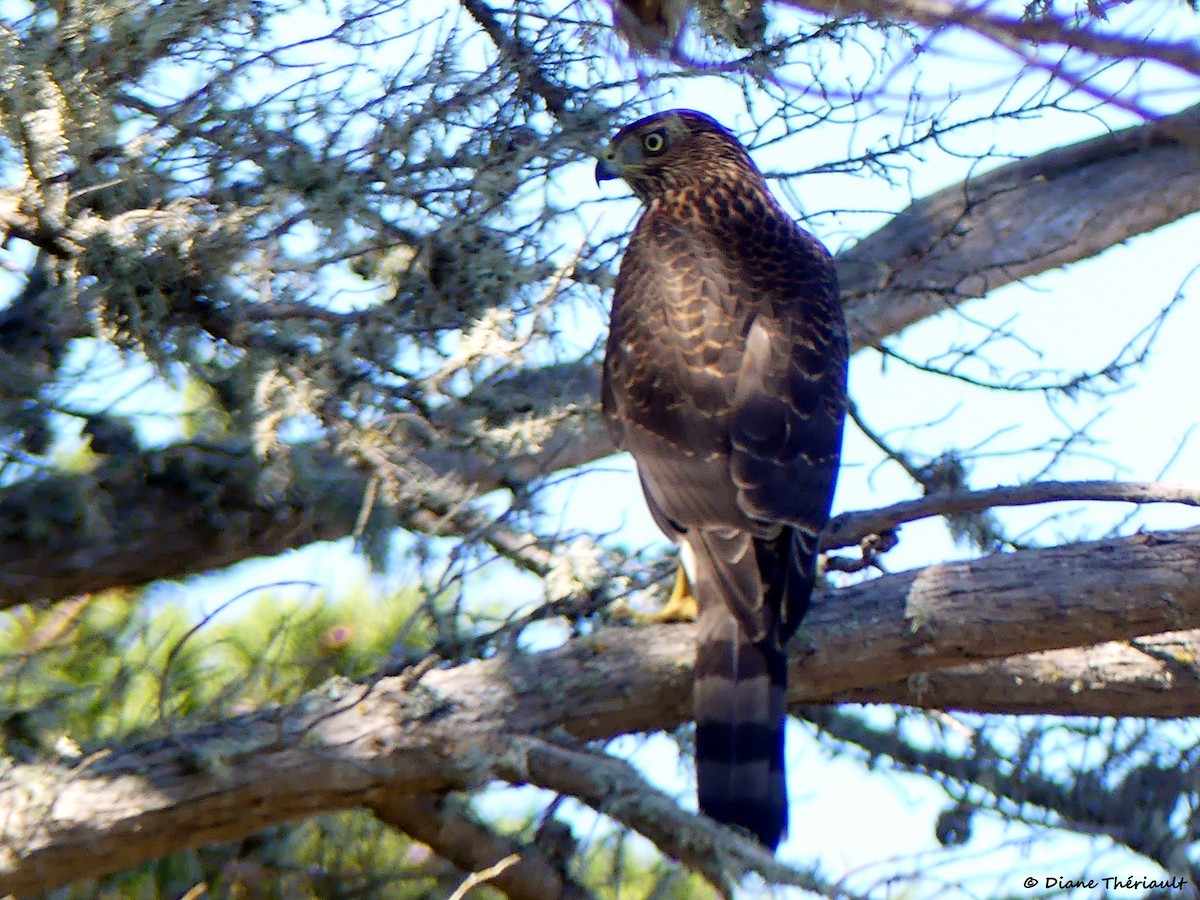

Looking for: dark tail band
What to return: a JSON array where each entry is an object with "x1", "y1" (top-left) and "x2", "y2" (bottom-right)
[{"x1": 693, "y1": 606, "x2": 788, "y2": 849}]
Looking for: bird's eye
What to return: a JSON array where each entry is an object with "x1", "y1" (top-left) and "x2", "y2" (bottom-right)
[{"x1": 642, "y1": 132, "x2": 666, "y2": 154}]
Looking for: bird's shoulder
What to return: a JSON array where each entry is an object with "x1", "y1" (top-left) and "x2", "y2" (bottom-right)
[{"x1": 623, "y1": 185, "x2": 836, "y2": 296}]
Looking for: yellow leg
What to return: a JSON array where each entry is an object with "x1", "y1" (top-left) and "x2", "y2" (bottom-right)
[
  {"x1": 648, "y1": 565, "x2": 698, "y2": 623},
  {"x1": 609, "y1": 562, "x2": 699, "y2": 624}
]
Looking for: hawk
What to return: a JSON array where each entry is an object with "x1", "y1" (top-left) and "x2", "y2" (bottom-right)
[{"x1": 596, "y1": 110, "x2": 847, "y2": 850}]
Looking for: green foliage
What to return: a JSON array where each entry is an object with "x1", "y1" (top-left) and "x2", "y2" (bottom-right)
[
  {"x1": 0, "y1": 582, "x2": 429, "y2": 747},
  {"x1": 579, "y1": 831, "x2": 720, "y2": 900},
  {"x1": 180, "y1": 376, "x2": 234, "y2": 442}
]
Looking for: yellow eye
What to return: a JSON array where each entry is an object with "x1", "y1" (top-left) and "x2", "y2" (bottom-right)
[{"x1": 642, "y1": 131, "x2": 666, "y2": 154}]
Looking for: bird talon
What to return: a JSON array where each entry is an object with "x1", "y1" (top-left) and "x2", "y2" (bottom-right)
[
  {"x1": 651, "y1": 565, "x2": 698, "y2": 622},
  {"x1": 609, "y1": 566, "x2": 698, "y2": 624}
]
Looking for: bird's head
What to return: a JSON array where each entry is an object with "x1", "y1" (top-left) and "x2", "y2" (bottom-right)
[{"x1": 595, "y1": 109, "x2": 758, "y2": 201}]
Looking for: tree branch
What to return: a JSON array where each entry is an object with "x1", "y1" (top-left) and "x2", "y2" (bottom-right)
[
  {"x1": 5, "y1": 527, "x2": 1200, "y2": 894},
  {"x1": 4, "y1": 425, "x2": 1197, "y2": 616},
  {"x1": 835, "y1": 102, "x2": 1200, "y2": 347},
  {"x1": 832, "y1": 630, "x2": 1200, "y2": 717},
  {"x1": 801, "y1": 702, "x2": 1192, "y2": 870},
  {"x1": 459, "y1": 0, "x2": 574, "y2": 116},
  {"x1": 368, "y1": 793, "x2": 595, "y2": 900},
  {"x1": 500, "y1": 737, "x2": 826, "y2": 898},
  {"x1": 777, "y1": 0, "x2": 1200, "y2": 81},
  {"x1": 823, "y1": 480, "x2": 1200, "y2": 550},
  {"x1": 0, "y1": 443, "x2": 366, "y2": 610}
]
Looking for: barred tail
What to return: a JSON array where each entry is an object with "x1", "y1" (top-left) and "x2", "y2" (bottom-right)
[{"x1": 693, "y1": 602, "x2": 788, "y2": 849}]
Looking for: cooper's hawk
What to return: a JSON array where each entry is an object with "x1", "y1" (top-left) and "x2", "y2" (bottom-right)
[{"x1": 596, "y1": 109, "x2": 847, "y2": 850}]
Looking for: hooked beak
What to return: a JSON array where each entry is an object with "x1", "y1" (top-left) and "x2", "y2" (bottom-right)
[{"x1": 595, "y1": 152, "x2": 621, "y2": 185}]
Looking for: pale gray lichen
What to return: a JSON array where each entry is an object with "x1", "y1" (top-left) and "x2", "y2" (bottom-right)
[
  {"x1": 432, "y1": 308, "x2": 526, "y2": 387},
  {"x1": 545, "y1": 536, "x2": 605, "y2": 602}
]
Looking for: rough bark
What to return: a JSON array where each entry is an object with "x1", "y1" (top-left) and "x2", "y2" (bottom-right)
[
  {"x1": 833, "y1": 630, "x2": 1200, "y2": 716},
  {"x1": 4, "y1": 527, "x2": 1200, "y2": 895}
]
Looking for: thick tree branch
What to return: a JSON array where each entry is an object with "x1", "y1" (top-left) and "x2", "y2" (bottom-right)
[
  {"x1": 0, "y1": 186, "x2": 85, "y2": 258},
  {"x1": 0, "y1": 443, "x2": 365, "y2": 610},
  {"x1": 3, "y1": 432, "x2": 1196, "y2": 612},
  {"x1": 0, "y1": 439, "x2": 629, "y2": 616},
  {"x1": 784, "y1": 529, "x2": 1200, "y2": 703},
  {"x1": 831, "y1": 630, "x2": 1200, "y2": 717},
  {"x1": 4, "y1": 528, "x2": 1200, "y2": 894},
  {"x1": 501, "y1": 737, "x2": 829, "y2": 898}
]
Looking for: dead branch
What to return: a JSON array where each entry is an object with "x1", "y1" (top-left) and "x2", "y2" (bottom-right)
[{"x1": 836, "y1": 102, "x2": 1200, "y2": 347}]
